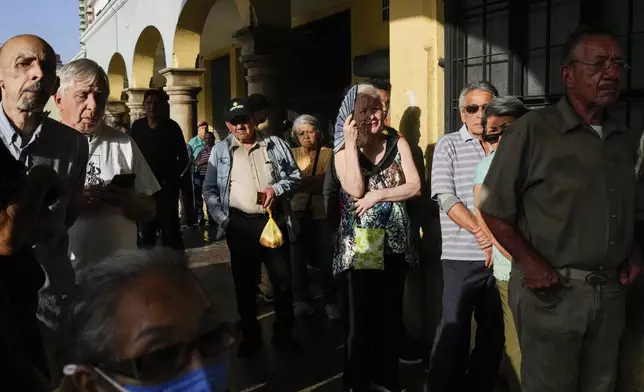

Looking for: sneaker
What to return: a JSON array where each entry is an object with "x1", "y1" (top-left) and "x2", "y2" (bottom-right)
[
  {"x1": 237, "y1": 338, "x2": 262, "y2": 358},
  {"x1": 370, "y1": 381, "x2": 406, "y2": 392},
  {"x1": 294, "y1": 301, "x2": 315, "y2": 318},
  {"x1": 325, "y1": 304, "x2": 341, "y2": 320}
]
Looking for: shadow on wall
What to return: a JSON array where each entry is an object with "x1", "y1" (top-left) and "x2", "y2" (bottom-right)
[{"x1": 399, "y1": 106, "x2": 443, "y2": 345}]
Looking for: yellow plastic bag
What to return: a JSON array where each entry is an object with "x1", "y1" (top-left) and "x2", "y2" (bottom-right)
[{"x1": 259, "y1": 207, "x2": 284, "y2": 248}]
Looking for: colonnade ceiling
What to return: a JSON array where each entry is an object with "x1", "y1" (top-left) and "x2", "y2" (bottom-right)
[{"x1": 99, "y1": 0, "x2": 350, "y2": 94}]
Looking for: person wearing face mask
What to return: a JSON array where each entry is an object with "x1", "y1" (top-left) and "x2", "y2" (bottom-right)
[
  {"x1": 60, "y1": 248, "x2": 233, "y2": 392},
  {"x1": 426, "y1": 80, "x2": 503, "y2": 392},
  {"x1": 480, "y1": 26, "x2": 641, "y2": 392},
  {"x1": 55, "y1": 59, "x2": 159, "y2": 271},
  {"x1": 333, "y1": 85, "x2": 421, "y2": 392},
  {"x1": 472, "y1": 96, "x2": 529, "y2": 392}
]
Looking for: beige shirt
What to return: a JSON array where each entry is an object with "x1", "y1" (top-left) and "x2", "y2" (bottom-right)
[
  {"x1": 229, "y1": 133, "x2": 275, "y2": 214},
  {"x1": 291, "y1": 146, "x2": 332, "y2": 220}
]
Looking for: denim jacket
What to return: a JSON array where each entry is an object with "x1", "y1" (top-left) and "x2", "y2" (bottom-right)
[{"x1": 203, "y1": 133, "x2": 301, "y2": 239}]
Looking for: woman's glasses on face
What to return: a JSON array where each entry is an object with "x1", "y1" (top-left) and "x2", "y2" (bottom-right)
[
  {"x1": 97, "y1": 323, "x2": 234, "y2": 382},
  {"x1": 464, "y1": 103, "x2": 487, "y2": 114}
]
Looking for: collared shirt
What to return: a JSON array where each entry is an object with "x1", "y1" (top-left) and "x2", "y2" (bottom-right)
[
  {"x1": 431, "y1": 125, "x2": 487, "y2": 261},
  {"x1": 480, "y1": 97, "x2": 636, "y2": 271},
  {"x1": 202, "y1": 132, "x2": 301, "y2": 238},
  {"x1": 228, "y1": 133, "x2": 275, "y2": 214},
  {"x1": 0, "y1": 106, "x2": 89, "y2": 294}
]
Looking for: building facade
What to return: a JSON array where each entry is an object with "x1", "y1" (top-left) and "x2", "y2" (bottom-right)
[{"x1": 75, "y1": 0, "x2": 644, "y2": 151}]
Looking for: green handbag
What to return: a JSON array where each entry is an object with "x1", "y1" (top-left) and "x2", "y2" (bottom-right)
[{"x1": 354, "y1": 226, "x2": 385, "y2": 270}]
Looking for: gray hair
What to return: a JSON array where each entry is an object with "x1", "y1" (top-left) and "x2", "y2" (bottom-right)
[
  {"x1": 69, "y1": 248, "x2": 193, "y2": 363},
  {"x1": 57, "y1": 58, "x2": 110, "y2": 97},
  {"x1": 291, "y1": 114, "x2": 321, "y2": 142},
  {"x1": 357, "y1": 83, "x2": 379, "y2": 98},
  {"x1": 458, "y1": 81, "x2": 499, "y2": 108},
  {"x1": 481, "y1": 96, "x2": 530, "y2": 129}
]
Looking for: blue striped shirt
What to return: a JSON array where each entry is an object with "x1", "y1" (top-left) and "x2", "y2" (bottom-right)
[{"x1": 431, "y1": 125, "x2": 486, "y2": 261}]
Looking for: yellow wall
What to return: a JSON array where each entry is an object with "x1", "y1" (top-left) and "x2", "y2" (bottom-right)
[
  {"x1": 389, "y1": 0, "x2": 444, "y2": 153},
  {"x1": 350, "y1": 0, "x2": 390, "y2": 82}
]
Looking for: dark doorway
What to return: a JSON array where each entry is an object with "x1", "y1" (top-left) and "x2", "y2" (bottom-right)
[
  {"x1": 210, "y1": 54, "x2": 232, "y2": 137},
  {"x1": 286, "y1": 10, "x2": 352, "y2": 131}
]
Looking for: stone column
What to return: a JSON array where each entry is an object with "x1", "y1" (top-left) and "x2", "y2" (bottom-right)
[
  {"x1": 159, "y1": 67, "x2": 205, "y2": 142},
  {"x1": 104, "y1": 100, "x2": 128, "y2": 128},
  {"x1": 123, "y1": 88, "x2": 149, "y2": 126},
  {"x1": 234, "y1": 26, "x2": 285, "y2": 136}
]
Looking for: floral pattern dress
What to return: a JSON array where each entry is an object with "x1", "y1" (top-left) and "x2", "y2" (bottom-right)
[{"x1": 333, "y1": 140, "x2": 418, "y2": 275}]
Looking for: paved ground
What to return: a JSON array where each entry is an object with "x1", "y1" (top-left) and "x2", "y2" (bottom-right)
[{"x1": 181, "y1": 226, "x2": 428, "y2": 392}]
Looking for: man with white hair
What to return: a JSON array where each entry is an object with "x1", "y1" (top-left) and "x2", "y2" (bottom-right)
[{"x1": 54, "y1": 58, "x2": 159, "y2": 269}]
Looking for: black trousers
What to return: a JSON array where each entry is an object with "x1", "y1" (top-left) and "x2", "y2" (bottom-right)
[
  {"x1": 291, "y1": 217, "x2": 337, "y2": 304},
  {"x1": 0, "y1": 286, "x2": 48, "y2": 391},
  {"x1": 426, "y1": 260, "x2": 504, "y2": 392},
  {"x1": 180, "y1": 173, "x2": 197, "y2": 226},
  {"x1": 140, "y1": 186, "x2": 184, "y2": 250},
  {"x1": 226, "y1": 208, "x2": 294, "y2": 340},
  {"x1": 338, "y1": 254, "x2": 408, "y2": 391}
]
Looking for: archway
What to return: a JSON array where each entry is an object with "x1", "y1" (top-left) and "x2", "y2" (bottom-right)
[
  {"x1": 173, "y1": 0, "x2": 250, "y2": 68},
  {"x1": 132, "y1": 25, "x2": 166, "y2": 88},
  {"x1": 106, "y1": 52, "x2": 128, "y2": 100}
]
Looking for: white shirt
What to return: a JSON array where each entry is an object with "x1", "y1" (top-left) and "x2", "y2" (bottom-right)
[
  {"x1": 590, "y1": 125, "x2": 603, "y2": 138},
  {"x1": 69, "y1": 124, "x2": 160, "y2": 270}
]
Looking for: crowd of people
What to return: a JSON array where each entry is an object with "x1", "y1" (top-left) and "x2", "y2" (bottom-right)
[{"x1": 1, "y1": 23, "x2": 643, "y2": 392}]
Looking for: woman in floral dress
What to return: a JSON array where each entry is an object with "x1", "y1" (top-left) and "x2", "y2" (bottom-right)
[{"x1": 333, "y1": 85, "x2": 421, "y2": 392}]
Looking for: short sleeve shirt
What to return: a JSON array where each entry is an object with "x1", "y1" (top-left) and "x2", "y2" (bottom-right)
[
  {"x1": 479, "y1": 97, "x2": 636, "y2": 271},
  {"x1": 431, "y1": 125, "x2": 487, "y2": 261},
  {"x1": 69, "y1": 125, "x2": 160, "y2": 270}
]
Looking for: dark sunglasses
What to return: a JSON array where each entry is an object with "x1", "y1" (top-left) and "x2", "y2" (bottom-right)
[
  {"x1": 97, "y1": 323, "x2": 234, "y2": 382},
  {"x1": 464, "y1": 104, "x2": 487, "y2": 114}
]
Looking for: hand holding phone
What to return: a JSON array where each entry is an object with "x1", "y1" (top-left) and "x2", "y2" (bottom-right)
[{"x1": 109, "y1": 173, "x2": 136, "y2": 189}]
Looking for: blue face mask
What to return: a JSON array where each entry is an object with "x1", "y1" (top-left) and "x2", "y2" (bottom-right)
[{"x1": 94, "y1": 362, "x2": 229, "y2": 392}]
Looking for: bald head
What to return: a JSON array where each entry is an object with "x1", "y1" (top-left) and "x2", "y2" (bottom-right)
[{"x1": 0, "y1": 34, "x2": 58, "y2": 113}]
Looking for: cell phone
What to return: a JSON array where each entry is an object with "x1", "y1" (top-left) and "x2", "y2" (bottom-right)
[
  {"x1": 256, "y1": 191, "x2": 266, "y2": 206},
  {"x1": 110, "y1": 173, "x2": 136, "y2": 189}
]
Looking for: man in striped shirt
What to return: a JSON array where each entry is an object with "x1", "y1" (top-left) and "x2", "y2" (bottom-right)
[{"x1": 425, "y1": 81, "x2": 504, "y2": 392}]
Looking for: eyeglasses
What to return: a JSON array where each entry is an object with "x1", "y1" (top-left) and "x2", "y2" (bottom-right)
[
  {"x1": 463, "y1": 104, "x2": 487, "y2": 114},
  {"x1": 97, "y1": 323, "x2": 234, "y2": 382},
  {"x1": 570, "y1": 58, "x2": 631, "y2": 74}
]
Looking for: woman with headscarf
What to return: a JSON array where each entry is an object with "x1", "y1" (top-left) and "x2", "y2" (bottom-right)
[{"x1": 332, "y1": 85, "x2": 421, "y2": 392}]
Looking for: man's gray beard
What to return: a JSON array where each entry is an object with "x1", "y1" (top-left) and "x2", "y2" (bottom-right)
[{"x1": 16, "y1": 97, "x2": 46, "y2": 113}]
